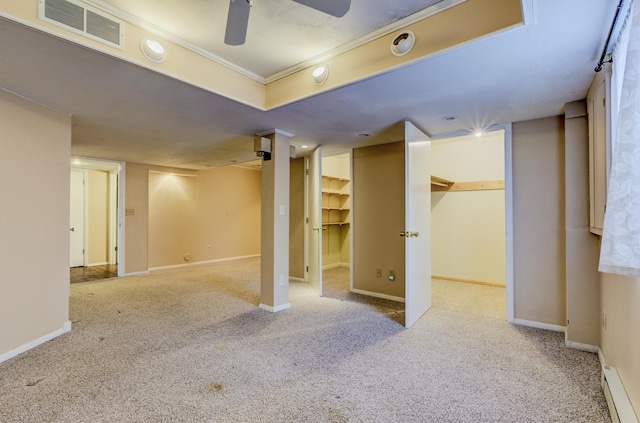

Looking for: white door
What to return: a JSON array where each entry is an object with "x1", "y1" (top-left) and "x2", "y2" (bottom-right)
[
  {"x1": 404, "y1": 122, "x2": 432, "y2": 328},
  {"x1": 70, "y1": 169, "x2": 85, "y2": 267},
  {"x1": 307, "y1": 147, "x2": 323, "y2": 295}
]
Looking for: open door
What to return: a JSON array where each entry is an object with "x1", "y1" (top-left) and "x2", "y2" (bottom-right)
[
  {"x1": 404, "y1": 122, "x2": 432, "y2": 327},
  {"x1": 70, "y1": 169, "x2": 85, "y2": 268},
  {"x1": 307, "y1": 147, "x2": 323, "y2": 295}
]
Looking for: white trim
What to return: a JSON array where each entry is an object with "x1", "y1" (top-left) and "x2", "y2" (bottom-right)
[
  {"x1": 258, "y1": 303, "x2": 291, "y2": 313},
  {"x1": 503, "y1": 124, "x2": 515, "y2": 324},
  {"x1": 87, "y1": 261, "x2": 109, "y2": 267},
  {"x1": 256, "y1": 128, "x2": 295, "y2": 138},
  {"x1": 108, "y1": 170, "x2": 118, "y2": 265},
  {"x1": 123, "y1": 270, "x2": 150, "y2": 277},
  {"x1": 601, "y1": 361, "x2": 640, "y2": 423},
  {"x1": 350, "y1": 149, "x2": 355, "y2": 293},
  {"x1": 565, "y1": 340, "x2": 599, "y2": 353},
  {"x1": 289, "y1": 276, "x2": 305, "y2": 282},
  {"x1": 512, "y1": 318, "x2": 566, "y2": 333},
  {"x1": 520, "y1": 0, "x2": 538, "y2": 26},
  {"x1": 0, "y1": 321, "x2": 71, "y2": 364},
  {"x1": 149, "y1": 254, "x2": 260, "y2": 272},
  {"x1": 351, "y1": 288, "x2": 406, "y2": 303}
]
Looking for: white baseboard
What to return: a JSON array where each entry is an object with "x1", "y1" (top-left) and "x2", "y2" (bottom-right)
[
  {"x1": 87, "y1": 262, "x2": 109, "y2": 267},
  {"x1": 599, "y1": 348, "x2": 639, "y2": 423},
  {"x1": 149, "y1": 254, "x2": 260, "y2": 272},
  {"x1": 512, "y1": 318, "x2": 566, "y2": 333},
  {"x1": 123, "y1": 270, "x2": 150, "y2": 277},
  {"x1": 258, "y1": 303, "x2": 291, "y2": 313},
  {"x1": 0, "y1": 321, "x2": 72, "y2": 364},
  {"x1": 351, "y1": 288, "x2": 405, "y2": 303},
  {"x1": 289, "y1": 277, "x2": 305, "y2": 282},
  {"x1": 565, "y1": 339, "x2": 599, "y2": 353}
]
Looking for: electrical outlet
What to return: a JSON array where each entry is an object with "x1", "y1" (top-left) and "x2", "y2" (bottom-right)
[
  {"x1": 388, "y1": 270, "x2": 395, "y2": 281},
  {"x1": 376, "y1": 269, "x2": 382, "y2": 278},
  {"x1": 279, "y1": 275, "x2": 285, "y2": 286}
]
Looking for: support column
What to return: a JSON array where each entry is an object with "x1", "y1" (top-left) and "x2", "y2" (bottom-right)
[{"x1": 257, "y1": 129, "x2": 292, "y2": 312}]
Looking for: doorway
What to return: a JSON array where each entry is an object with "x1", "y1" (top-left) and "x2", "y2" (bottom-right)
[
  {"x1": 70, "y1": 158, "x2": 123, "y2": 283},
  {"x1": 429, "y1": 127, "x2": 513, "y2": 320}
]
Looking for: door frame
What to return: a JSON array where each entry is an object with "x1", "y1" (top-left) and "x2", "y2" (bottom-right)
[
  {"x1": 71, "y1": 158, "x2": 126, "y2": 277},
  {"x1": 429, "y1": 123, "x2": 514, "y2": 323},
  {"x1": 70, "y1": 168, "x2": 88, "y2": 267}
]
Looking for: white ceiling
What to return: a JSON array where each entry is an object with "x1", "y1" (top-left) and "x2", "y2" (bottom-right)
[{"x1": 0, "y1": 0, "x2": 617, "y2": 170}]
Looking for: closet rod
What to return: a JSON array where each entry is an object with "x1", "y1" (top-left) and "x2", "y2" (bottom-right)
[{"x1": 595, "y1": 0, "x2": 625, "y2": 72}]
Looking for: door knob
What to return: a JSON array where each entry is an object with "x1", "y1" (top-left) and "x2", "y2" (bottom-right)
[
  {"x1": 70, "y1": 227, "x2": 75, "y2": 232},
  {"x1": 400, "y1": 231, "x2": 407, "y2": 237}
]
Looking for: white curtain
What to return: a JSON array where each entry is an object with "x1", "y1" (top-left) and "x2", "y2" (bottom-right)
[{"x1": 599, "y1": 1, "x2": 640, "y2": 277}]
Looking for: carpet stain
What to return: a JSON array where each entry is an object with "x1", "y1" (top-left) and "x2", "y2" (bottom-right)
[
  {"x1": 26, "y1": 378, "x2": 45, "y2": 387},
  {"x1": 207, "y1": 382, "x2": 225, "y2": 393},
  {"x1": 217, "y1": 345, "x2": 226, "y2": 351}
]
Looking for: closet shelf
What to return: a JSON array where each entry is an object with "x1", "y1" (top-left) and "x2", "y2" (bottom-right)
[
  {"x1": 431, "y1": 175, "x2": 455, "y2": 191},
  {"x1": 322, "y1": 189, "x2": 349, "y2": 196},
  {"x1": 322, "y1": 206, "x2": 349, "y2": 211},
  {"x1": 322, "y1": 221, "x2": 350, "y2": 226},
  {"x1": 322, "y1": 175, "x2": 349, "y2": 182}
]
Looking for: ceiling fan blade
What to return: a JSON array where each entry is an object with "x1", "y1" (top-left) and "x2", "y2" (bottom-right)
[
  {"x1": 292, "y1": 0, "x2": 351, "y2": 18},
  {"x1": 224, "y1": 0, "x2": 251, "y2": 46}
]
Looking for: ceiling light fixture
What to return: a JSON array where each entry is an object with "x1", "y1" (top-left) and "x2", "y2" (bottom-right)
[
  {"x1": 312, "y1": 64, "x2": 329, "y2": 85},
  {"x1": 140, "y1": 37, "x2": 166, "y2": 63},
  {"x1": 475, "y1": 131, "x2": 483, "y2": 138},
  {"x1": 300, "y1": 145, "x2": 309, "y2": 149},
  {"x1": 391, "y1": 31, "x2": 415, "y2": 56},
  {"x1": 443, "y1": 116, "x2": 457, "y2": 122}
]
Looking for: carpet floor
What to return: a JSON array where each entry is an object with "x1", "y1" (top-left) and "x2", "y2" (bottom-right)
[{"x1": 0, "y1": 258, "x2": 609, "y2": 422}]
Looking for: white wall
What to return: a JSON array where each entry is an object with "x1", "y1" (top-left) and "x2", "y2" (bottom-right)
[{"x1": 431, "y1": 132, "x2": 506, "y2": 285}]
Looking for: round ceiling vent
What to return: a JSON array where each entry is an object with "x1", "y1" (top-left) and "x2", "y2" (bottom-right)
[{"x1": 391, "y1": 31, "x2": 415, "y2": 56}]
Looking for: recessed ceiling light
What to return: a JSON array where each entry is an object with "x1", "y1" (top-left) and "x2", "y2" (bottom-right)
[
  {"x1": 140, "y1": 37, "x2": 166, "y2": 63},
  {"x1": 312, "y1": 64, "x2": 329, "y2": 85},
  {"x1": 475, "y1": 132, "x2": 483, "y2": 138},
  {"x1": 359, "y1": 133, "x2": 370, "y2": 137},
  {"x1": 72, "y1": 159, "x2": 82, "y2": 165},
  {"x1": 391, "y1": 31, "x2": 415, "y2": 56},
  {"x1": 300, "y1": 145, "x2": 309, "y2": 149},
  {"x1": 443, "y1": 116, "x2": 457, "y2": 122}
]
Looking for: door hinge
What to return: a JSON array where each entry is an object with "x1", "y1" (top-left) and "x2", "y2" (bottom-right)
[
  {"x1": 306, "y1": 217, "x2": 309, "y2": 223},
  {"x1": 306, "y1": 266, "x2": 309, "y2": 272}
]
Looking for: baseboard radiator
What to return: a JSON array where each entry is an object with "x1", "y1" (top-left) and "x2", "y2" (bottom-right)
[{"x1": 602, "y1": 365, "x2": 638, "y2": 423}]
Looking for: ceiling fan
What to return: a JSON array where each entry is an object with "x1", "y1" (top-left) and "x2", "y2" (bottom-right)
[{"x1": 224, "y1": 0, "x2": 352, "y2": 46}]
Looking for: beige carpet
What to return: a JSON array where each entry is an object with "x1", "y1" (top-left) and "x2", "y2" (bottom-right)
[{"x1": 0, "y1": 258, "x2": 608, "y2": 422}]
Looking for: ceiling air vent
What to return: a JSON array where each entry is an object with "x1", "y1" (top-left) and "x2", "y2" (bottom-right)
[{"x1": 38, "y1": 0, "x2": 124, "y2": 50}]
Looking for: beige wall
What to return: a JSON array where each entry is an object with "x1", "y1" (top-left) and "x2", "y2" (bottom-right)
[
  {"x1": 124, "y1": 163, "x2": 152, "y2": 274},
  {"x1": 600, "y1": 273, "x2": 640, "y2": 415},
  {"x1": 88, "y1": 170, "x2": 109, "y2": 265},
  {"x1": 143, "y1": 165, "x2": 261, "y2": 269},
  {"x1": 353, "y1": 141, "x2": 405, "y2": 298},
  {"x1": 148, "y1": 172, "x2": 198, "y2": 268},
  {"x1": 564, "y1": 101, "x2": 601, "y2": 347},
  {"x1": 431, "y1": 132, "x2": 506, "y2": 285},
  {"x1": 0, "y1": 88, "x2": 71, "y2": 356},
  {"x1": 290, "y1": 158, "x2": 305, "y2": 279},
  {"x1": 512, "y1": 116, "x2": 566, "y2": 326},
  {"x1": 194, "y1": 166, "x2": 261, "y2": 263}
]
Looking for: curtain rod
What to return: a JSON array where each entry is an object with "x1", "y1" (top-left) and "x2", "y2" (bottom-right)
[{"x1": 596, "y1": 0, "x2": 626, "y2": 72}]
